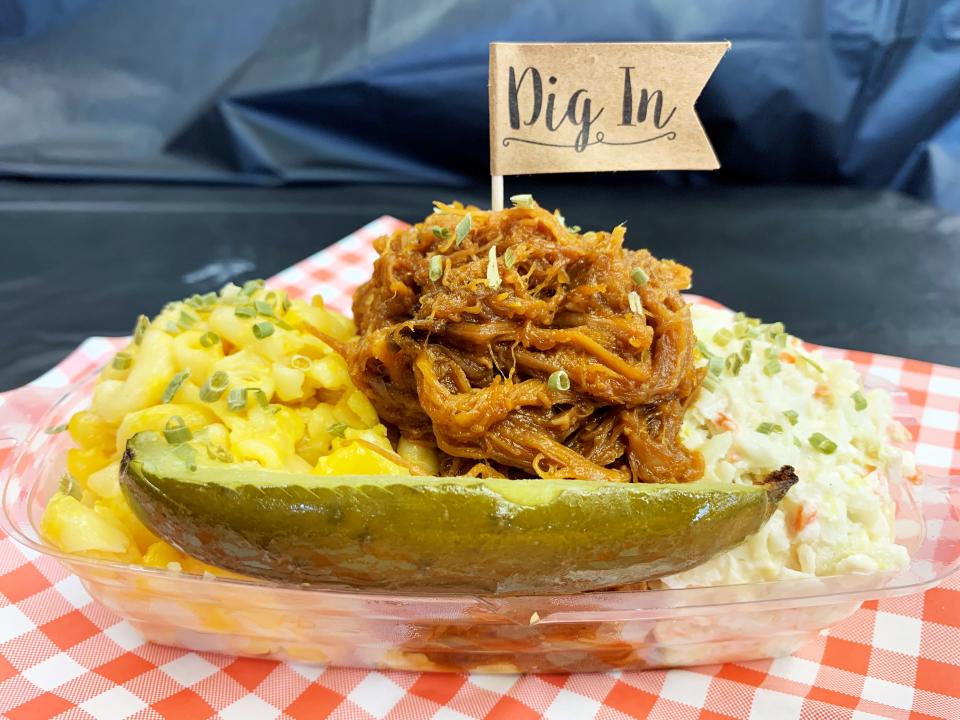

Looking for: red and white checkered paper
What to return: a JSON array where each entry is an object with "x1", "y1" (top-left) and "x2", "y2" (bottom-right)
[{"x1": 2, "y1": 216, "x2": 959, "y2": 720}]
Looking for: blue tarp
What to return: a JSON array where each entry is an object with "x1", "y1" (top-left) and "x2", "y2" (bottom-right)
[{"x1": 0, "y1": 0, "x2": 958, "y2": 209}]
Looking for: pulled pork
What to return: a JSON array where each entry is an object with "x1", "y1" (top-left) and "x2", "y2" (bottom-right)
[{"x1": 348, "y1": 200, "x2": 704, "y2": 482}]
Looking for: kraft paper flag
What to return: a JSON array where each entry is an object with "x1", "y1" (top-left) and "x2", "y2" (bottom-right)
[{"x1": 489, "y1": 42, "x2": 729, "y2": 176}]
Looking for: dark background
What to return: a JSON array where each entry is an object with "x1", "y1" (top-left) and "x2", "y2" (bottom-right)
[{"x1": 0, "y1": 1, "x2": 959, "y2": 389}]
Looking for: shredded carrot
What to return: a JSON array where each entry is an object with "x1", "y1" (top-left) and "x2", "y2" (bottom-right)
[
  {"x1": 814, "y1": 385, "x2": 831, "y2": 399},
  {"x1": 793, "y1": 506, "x2": 817, "y2": 533},
  {"x1": 779, "y1": 351, "x2": 796, "y2": 364},
  {"x1": 715, "y1": 412, "x2": 737, "y2": 432}
]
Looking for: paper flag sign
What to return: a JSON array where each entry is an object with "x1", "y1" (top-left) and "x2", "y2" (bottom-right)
[{"x1": 489, "y1": 42, "x2": 729, "y2": 176}]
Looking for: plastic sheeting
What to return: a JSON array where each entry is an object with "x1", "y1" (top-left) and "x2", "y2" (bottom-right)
[{"x1": 0, "y1": 0, "x2": 958, "y2": 209}]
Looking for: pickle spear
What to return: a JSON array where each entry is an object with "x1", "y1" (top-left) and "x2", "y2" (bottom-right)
[{"x1": 120, "y1": 432, "x2": 796, "y2": 595}]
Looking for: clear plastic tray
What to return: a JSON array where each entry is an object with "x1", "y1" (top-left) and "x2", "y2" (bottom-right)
[{"x1": 2, "y1": 370, "x2": 959, "y2": 673}]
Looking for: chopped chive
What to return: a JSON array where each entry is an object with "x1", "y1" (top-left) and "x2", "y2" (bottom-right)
[
  {"x1": 281, "y1": 294, "x2": 291, "y2": 313},
  {"x1": 726, "y1": 353, "x2": 743, "y2": 376},
  {"x1": 248, "y1": 388, "x2": 268, "y2": 408},
  {"x1": 773, "y1": 332, "x2": 788, "y2": 347},
  {"x1": 852, "y1": 390, "x2": 868, "y2": 411},
  {"x1": 733, "y1": 322, "x2": 749, "y2": 339},
  {"x1": 200, "y1": 291, "x2": 218, "y2": 306},
  {"x1": 112, "y1": 352, "x2": 133, "y2": 370},
  {"x1": 252, "y1": 321, "x2": 274, "y2": 339},
  {"x1": 628, "y1": 290, "x2": 643, "y2": 315},
  {"x1": 235, "y1": 305, "x2": 256, "y2": 319},
  {"x1": 227, "y1": 387, "x2": 247, "y2": 411},
  {"x1": 254, "y1": 300, "x2": 275, "y2": 317},
  {"x1": 701, "y1": 374, "x2": 718, "y2": 393},
  {"x1": 199, "y1": 371, "x2": 229, "y2": 402},
  {"x1": 763, "y1": 359, "x2": 782, "y2": 377},
  {"x1": 172, "y1": 443, "x2": 198, "y2": 471},
  {"x1": 554, "y1": 211, "x2": 565, "y2": 227},
  {"x1": 290, "y1": 354, "x2": 312, "y2": 371},
  {"x1": 133, "y1": 314, "x2": 150, "y2": 345},
  {"x1": 455, "y1": 213, "x2": 472, "y2": 246},
  {"x1": 263, "y1": 291, "x2": 278, "y2": 307},
  {"x1": 328, "y1": 421, "x2": 348, "y2": 438},
  {"x1": 178, "y1": 311, "x2": 197, "y2": 330},
  {"x1": 712, "y1": 328, "x2": 733, "y2": 347},
  {"x1": 163, "y1": 416, "x2": 192, "y2": 444},
  {"x1": 741, "y1": 340, "x2": 753, "y2": 364},
  {"x1": 486, "y1": 245, "x2": 501, "y2": 289},
  {"x1": 510, "y1": 193, "x2": 534, "y2": 208},
  {"x1": 798, "y1": 354, "x2": 824, "y2": 373},
  {"x1": 59, "y1": 475, "x2": 82, "y2": 500},
  {"x1": 164, "y1": 321, "x2": 180, "y2": 335},
  {"x1": 241, "y1": 279, "x2": 264, "y2": 295},
  {"x1": 199, "y1": 331, "x2": 220, "y2": 348},
  {"x1": 809, "y1": 432, "x2": 838, "y2": 455},
  {"x1": 431, "y1": 226, "x2": 450, "y2": 240},
  {"x1": 504, "y1": 246, "x2": 516, "y2": 269},
  {"x1": 708, "y1": 356, "x2": 724, "y2": 377},
  {"x1": 793, "y1": 437, "x2": 803, "y2": 448},
  {"x1": 45, "y1": 423, "x2": 69, "y2": 434},
  {"x1": 429, "y1": 254, "x2": 444, "y2": 282},
  {"x1": 756, "y1": 422, "x2": 784, "y2": 434},
  {"x1": 783, "y1": 410, "x2": 799, "y2": 426},
  {"x1": 631, "y1": 267, "x2": 649, "y2": 287},
  {"x1": 696, "y1": 340, "x2": 715, "y2": 359},
  {"x1": 275, "y1": 319, "x2": 293, "y2": 331},
  {"x1": 161, "y1": 369, "x2": 191, "y2": 403},
  {"x1": 764, "y1": 347, "x2": 779, "y2": 361},
  {"x1": 547, "y1": 369, "x2": 571, "y2": 392}
]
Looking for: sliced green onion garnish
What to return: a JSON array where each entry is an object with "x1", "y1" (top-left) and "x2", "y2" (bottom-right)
[
  {"x1": 248, "y1": 388, "x2": 269, "y2": 408},
  {"x1": 46, "y1": 423, "x2": 69, "y2": 434},
  {"x1": 431, "y1": 226, "x2": 450, "y2": 240},
  {"x1": 172, "y1": 443, "x2": 198, "y2": 471},
  {"x1": 547, "y1": 369, "x2": 571, "y2": 392},
  {"x1": 712, "y1": 328, "x2": 733, "y2": 347},
  {"x1": 455, "y1": 213, "x2": 472, "y2": 246},
  {"x1": 696, "y1": 340, "x2": 715, "y2": 359},
  {"x1": 275, "y1": 319, "x2": 294, "y2": 331},
  {"x1": 161, "y1": 369, "x2": 191, "y2": 403},
  {"x1": 252, "y1": 322, "x2": 274, "y2": 339},
  {"x1": 809, "y1": 432, "x2": 838, "y2": 455},
  {"x1": 227, "y1": 387, "x2": 247, "y2": 411},
  {"x1": 567, "y1": 225, "x2": 581, "y2": 233},
  {"x1": 178, "y1": 311, "x2": 197, "y2": 330},
  {"x1": 733, "y1": 322, "x2": 749, "y2": 339},
  {"x1": 235, "y1": 305, "x2": 256, "y2": 319},
  {"x1": 708, "y1": 356, "x2": 724, "y2": 377},
  {"x1": 504, "y1": 246, "x2": 516, "y2": 269},
  {"x1": 199, "y1": 331, "x2": 220, "y2": 348},
  {"x1": 554, "y1": 211, "x2": 565, "y2": 227},
  {"x1": 281, "y1": 294, "x2": 291, "y2": 313},
  {"x1": 756, "y1": 422, "x2": 783, "y2": 434},
  {"x1": 798, "y1": 354, "x2": 824, "y2": 373},
  {"x1": 163, "y1": 416, "x2": 192, "y2": 444},
  {"x1": 510, "y1": 194, "x2": 534, "y2": 208},
  {"x1": 741, "y1": 340, "x2": 752, "y2": 364},
  {"x1": 241, "y1": 279, "x2": 264, "y2": 295},
  {"x1": 793, "y1": 437, "x2": 803, "y2": 449},
  {"x1": 631, "y1": 267, "x2": 649, "y2": 287},
  {"x1": 328, "y1": 421, "x2": 348, "y2": 438},
  {"x1": 701, "y1": 374, "x2": 718, "y2": 393},
  {"x1": 852, "y1": 390, "x2": 868, "y2": 411},
  {"x1": 763, "y1": 359, "x2": 782, "y2": 377},
  {"x1": 774, "y1": 332, "x2": 788, "y2": 347},
  {"x1": 628, "y1": 290, "x2": 643, "y2": 315},
  {"x1": 164, "y1": 321, "x2": 180, "y2": 335},
  {"x1": 254, "y1": 300, "x2": 275, "y2": 317},
  {"x1": 290, "y1": 354, "x2": 312, "y2": 371},
  {"x1": 783, "y1": 410, "x2": 799, "y2": 426},
  {"x1": 199, "y1": 371, "x2": 229, "y2": 402},
  {"x1": 59, "y1": 475, "x2": 82, "y2": 500},
  {"x1": 726, "y1": 353, "x2": 743, "y2": 376},
  {"x1": 486, "y1": 245, "x2": 501, "y2": 289},
  {"x1": 200, "y1": 291, "x2": 218, "y2": 306},
  {"x1": 764, "y1": 347, "x2": 779, "y2": 361},
  {"x1": 429, "y1": 255, "x2": 444, "y2": 282},
  {"x1": 112, "y1": 352, "x2": 133, "y2": 370},
  {"x1": 133, "y1": 314, "x2": 150, "y2": 345}
]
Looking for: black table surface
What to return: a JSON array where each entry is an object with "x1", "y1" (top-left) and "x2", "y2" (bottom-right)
[{"x1": 1, "y1": 180, "x2": 958, "y2": 391}]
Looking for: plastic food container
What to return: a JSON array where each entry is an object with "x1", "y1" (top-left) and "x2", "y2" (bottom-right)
[{"x1": 2, "y1": 370, "x2": 959, "y2": 673}]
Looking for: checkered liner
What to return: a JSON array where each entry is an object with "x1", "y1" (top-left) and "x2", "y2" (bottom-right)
[{"x1": 1, "y1": 216, "x2": 959, "y2": 720}]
